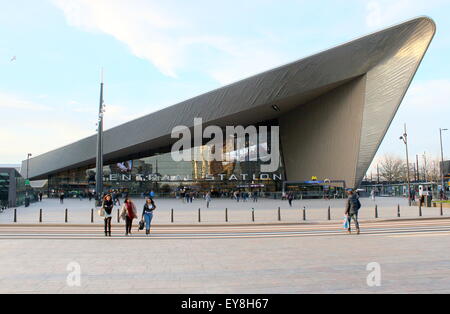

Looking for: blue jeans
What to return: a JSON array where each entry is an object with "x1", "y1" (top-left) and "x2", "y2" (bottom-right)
[{"x1": 144, "y1": 212, "x2": 153, "y2": 232}]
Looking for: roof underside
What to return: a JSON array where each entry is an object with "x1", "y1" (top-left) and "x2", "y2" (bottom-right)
[{"x1": 22, "y1": 17, "x2": 436, "y2": 181}]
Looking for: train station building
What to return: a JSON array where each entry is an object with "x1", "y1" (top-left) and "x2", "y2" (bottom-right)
[{"x1": 20, "y1": 18, "x2": 435, "y2": 198}]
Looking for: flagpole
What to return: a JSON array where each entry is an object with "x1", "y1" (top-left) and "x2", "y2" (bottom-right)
[{"x1": 95, "y1": 69, "x2": 104, "y2": 206}]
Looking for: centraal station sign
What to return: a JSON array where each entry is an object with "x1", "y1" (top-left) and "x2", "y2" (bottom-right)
[{"x1": 104, "y1": 173, "x2": 284, "y2": 182}]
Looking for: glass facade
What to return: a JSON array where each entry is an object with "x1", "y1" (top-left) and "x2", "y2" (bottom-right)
[
  {"x1": 0, "y1": 171, "x2": 9, "y2": 207},
  {"x1": 15, "y1": 171, "x2": 30, "y2": 206},
  {"x1": 0, "y1": 168, "x2": 32, "y2": 207},
  {"x1": 47, "y1": 127, "x2": 285, "y2": 197}
]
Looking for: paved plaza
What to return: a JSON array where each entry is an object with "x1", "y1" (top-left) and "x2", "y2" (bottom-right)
[
  {"x1": 1, "y1": 197, "x2": 449, "y2": 294},
  {"x1": 0, "y1": 196, "x2": 445, "y2": 225},
  {"x1": 0, "y1": 219, "x2": 449, "y2": 294}
]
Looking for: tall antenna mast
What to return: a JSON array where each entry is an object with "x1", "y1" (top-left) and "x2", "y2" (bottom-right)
[{"x1": 95, "y1": 68, "x2": 105, "y2": 205}]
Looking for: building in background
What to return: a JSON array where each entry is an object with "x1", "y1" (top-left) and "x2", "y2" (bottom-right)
[
  {"x1": 441, "y1": 160, "x2": 450, "y2": 187},
  {"x1": 0, "y1": 166, "x2": 30, "y2": 208}
]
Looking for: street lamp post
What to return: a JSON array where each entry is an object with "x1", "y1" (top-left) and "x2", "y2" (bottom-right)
[
  {"x1": 26, "y1": 153, "x2": 32, "y2": 180},
  {"x1": 95, "y1": 70, "x2": 105, "y2": 206},
  {"x1": 400, "y1": 124, "x2": 412, "y2": 206},
  {"x1": 439, "y1": 128, "x2": 448, "y2": 199}
]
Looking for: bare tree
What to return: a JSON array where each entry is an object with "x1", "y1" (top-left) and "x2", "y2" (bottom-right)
[
  {"x1": 379, "y1": 155, "x2": 406, "y2": 183},
  {"x1": 421, "y1": 153, "x2": 441, "y2": 182},
  {"x1": 429, "y1": 158, "x2": 441, "y2": 183}
]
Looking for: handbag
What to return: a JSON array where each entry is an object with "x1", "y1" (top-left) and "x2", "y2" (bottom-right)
[
  {"x1": 98, "y1": 207, "x2": 105, "y2": 217},
  {"x1": 138, "y1": 220, "x2": 145, "y2": 231}
]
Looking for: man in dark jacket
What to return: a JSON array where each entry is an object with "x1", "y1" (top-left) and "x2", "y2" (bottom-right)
[{"x1": 345, "y1": 189, "x2": 361, "y2": 235}]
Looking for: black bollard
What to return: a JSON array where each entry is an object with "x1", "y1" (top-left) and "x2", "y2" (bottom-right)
[
  {"x1": 375, "y1": 205, "x2": 378, "y2": 219},
  {"x1": 39, "y1": 209, "x2": 43, "y2": 223},
  {"x1": 252, "y1": 208, "x2": 255, "y2": 222},
  {"x1": 278, "y1": 207, "x2": 281, "y2": 221},
  {"x1": 198, "y1": 208, "x2": 201, "y2": 223},
  {"x1": 117, "y1": 208, "x2": 120, "y2": 223},
  {"x1": 65, "y1": 208, "x2": 68, "y2": 223},
  {"x1": 225, "y1": 208, "x2": 228, "y2": 223},
  {"x1": 303, "y1": 207, "x2": 306, "y2": 221},
  {"x1": 171, "y1": 209, "x2": 174, "y2": 223},
  {"x1": 327, "y1": 206, "x2": 331, "y2": 221},
  {"x1": 440, "y1": 203, "x2": 444, "y2": 216},
  {"x1": 419, "y1": 203, "x2": 422, "y2": 217},
  {"x1": 14, "y1": 208, "x2": 17, "y2": 223},
  {"x1": 397, "y1": 204, "x2": 401, "y2": 218},
  {"x1": 91, "y1": 209, "x2": 94, "y2": 223}
]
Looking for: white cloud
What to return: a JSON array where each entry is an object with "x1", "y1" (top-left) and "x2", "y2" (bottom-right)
[
  {"x1": 0, "y1": 119, "x2": 92, "y2": 164},
  {"x1": 366, "y1": 1, "x2": 382, "y2": 28},
  {"x1": 369, "y1": 79, "x2": 450, "y2": 174},
  {"x1": 52, "y1": 0, "x2": 286, "y2": 84},
  {"x1": 210, "y1": 49, "x2": 285, "y2": 85},
  {"x1": 52, "y1": 0, "x2": 191, "y2": 78},
  {"x1": 0, "y1": 92, "x2": 96, "y2": 163},
  {"x1": 102, "y1": 104, "x2": 141, "y2": 129},
  {"x1": 0, "y1": 92, "x2": 51, "y2": 111},
  {"x1": 365, "y1": 0, "x2": 444, "y2": 29},
  {"x1": 403, "y1": 79, "x2": 450, "y2": 110}
]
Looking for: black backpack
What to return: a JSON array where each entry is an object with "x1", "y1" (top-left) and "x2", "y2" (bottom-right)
[{"x1": 350, "y1": 196, "x2": 361, "y2": 211}]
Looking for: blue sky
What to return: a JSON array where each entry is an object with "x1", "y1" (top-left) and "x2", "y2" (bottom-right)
[{"x1": 1, "y1": 0, "x2": 450, "y2": 174}]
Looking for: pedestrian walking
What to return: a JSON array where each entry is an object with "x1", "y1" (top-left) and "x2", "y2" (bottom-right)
[
  {"x1": 180, "y1": 189, "x2": 186, "y2": 203},
  {"x1": 102, "y1": 194, "x2": 114, "y2": 237},
  {"x1": 234, "y1": 191, "x2": 240, "y2": 202},
  {"x1": 411, "y1": 189, "x2": 416, "y2": 202},
  {"x1": 345, "y1": 189, "x2": 361, "y2": 235},
  {"x1": 59, "y1": 191, "x2": 65, "y2": 204},
  {"x1": 113, "y1": 191, "x2": 121, "y2": 206},
  {"x1": 287, "y1": 192, "x2": 294, "y2": 207},
  {"x1": 252, "y1": 191, "x2": 258, "y2": 203},
  {"x1": 205, "y1": 192, "x2": 211, "y2": 208},
  {"x1": 370, "y1": 189, "x2": 376, "y2": 201},
  {"x1": 120, "y1": 198, "x2": 137, "y2": 236},
  {"x1": 38, "y1": 192, "x2": 43, "y2": 202},
  {"x1": 141, "y1": 198, "x2": 156, "y2": 236}
]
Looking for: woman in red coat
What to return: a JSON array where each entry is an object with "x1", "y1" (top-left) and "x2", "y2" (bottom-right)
[{"x1": 121, "y1": 198, "x2": 137, "y2": 236}]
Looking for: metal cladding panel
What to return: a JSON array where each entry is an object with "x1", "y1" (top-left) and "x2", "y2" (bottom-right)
[
  {"x1": 279, "y1": 77, "x2": 367, "y2": 186},
  {"x1": 21, "y1": 17, "x2": 436, "y2": 180},
  {"x1": 355, "y1": 18, "x2": 436, "y2": 186}
]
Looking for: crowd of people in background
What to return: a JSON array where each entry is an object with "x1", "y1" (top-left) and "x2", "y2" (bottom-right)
[{"x1": 23, "y1": 183, "x2": 450, "y2": 238}]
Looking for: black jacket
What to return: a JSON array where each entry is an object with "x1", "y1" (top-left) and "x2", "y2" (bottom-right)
[
  {"x1": 345, "y1": 194, "x2": 361, "y2": 215},
  {"x1": 142, "y1": 203, "x2": 155, "y2": 216},
  {"x1": 102, "y1": 199, "x2": 114, "y2": 215}
]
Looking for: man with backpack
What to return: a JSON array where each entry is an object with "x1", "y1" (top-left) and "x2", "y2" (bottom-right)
[{"x1": 345, "y1": 189, "x2": 361, "y2": 235}]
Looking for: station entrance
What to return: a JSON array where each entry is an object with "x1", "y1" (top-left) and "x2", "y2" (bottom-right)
[{"x1": 282, "y1": 180, "x2": 347, "y2": 199}]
